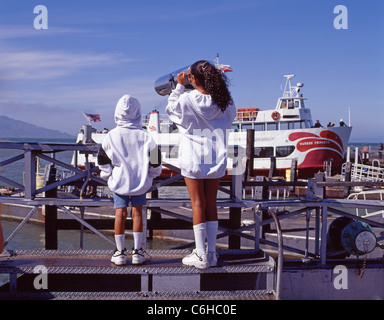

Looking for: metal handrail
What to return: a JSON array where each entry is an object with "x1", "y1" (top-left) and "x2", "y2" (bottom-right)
[{"x1": 258, "y1": 206, "x2": 283, "y2": 300}]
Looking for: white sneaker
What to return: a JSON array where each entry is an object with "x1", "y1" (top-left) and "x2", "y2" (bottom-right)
[
  {"x1": 111, "y1": 249, "x2": 127, "y2": 266},
  {"x1": 132, "y1": 248, "x2": 146, "y2": 265},
  {"x1": 182, "y1": 249, "x2": 210, "y2": 269},
  {"x1": 208, "y1": 251, "x2": 218, "y2": 267}
]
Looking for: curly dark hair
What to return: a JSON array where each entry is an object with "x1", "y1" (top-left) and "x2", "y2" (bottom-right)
[{"x1": 190, "y1": 60, "x2": 233, "y2": 112}]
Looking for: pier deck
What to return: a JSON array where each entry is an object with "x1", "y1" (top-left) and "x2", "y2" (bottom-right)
[
  {"x1": 0, "y1": 249, "x2": 275, "y2": 300},
  {"x1": 1, "y1": 141, "x2": 383, "y2": 299}
]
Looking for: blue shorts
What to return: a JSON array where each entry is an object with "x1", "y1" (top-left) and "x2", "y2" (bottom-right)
[{"x1": 113, "y1": 193, "x2": 147, "y2": 209}]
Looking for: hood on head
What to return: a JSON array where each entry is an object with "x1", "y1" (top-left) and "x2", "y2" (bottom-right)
[{"x1": 114, "y1": 94, "x2": 142, "y2": 128}]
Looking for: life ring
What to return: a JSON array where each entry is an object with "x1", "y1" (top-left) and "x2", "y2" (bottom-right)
[{"x1": 271, "y1": 111, "x2": 280, "y2": 120}]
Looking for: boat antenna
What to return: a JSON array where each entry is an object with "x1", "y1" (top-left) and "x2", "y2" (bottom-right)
[
  {"x1": 283, "y1": 74, "x2": 295, "y2": 97},
  {"x1": 215, "y1": 53, "x2": 220, "y2": 68}
]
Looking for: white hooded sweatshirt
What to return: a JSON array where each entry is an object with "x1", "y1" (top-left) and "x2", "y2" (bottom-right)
[
  {"x1": 166, "y1": 84, "x2": 236, "y2": 179},
  {"x1": 99, "y1": 95, "x2": 162, "y2": 195}
]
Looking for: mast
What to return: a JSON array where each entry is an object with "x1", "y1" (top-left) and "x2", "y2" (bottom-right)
[{"x1": 282, "y1": 74, "x2": 303, "y2": 98}]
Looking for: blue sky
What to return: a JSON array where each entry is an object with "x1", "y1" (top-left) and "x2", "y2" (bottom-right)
[{"x1": 0, "y1": 0, "x2": 382, "y2": 142}]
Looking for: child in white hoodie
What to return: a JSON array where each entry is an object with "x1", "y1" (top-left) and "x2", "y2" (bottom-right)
[{"x1": 99, "y1": 95, "x2": 162, "y2": 265}]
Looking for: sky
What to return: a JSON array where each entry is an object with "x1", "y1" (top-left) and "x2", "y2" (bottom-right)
[{"x1": 0, "y1": 0, "x2": 382, "y2": 142}]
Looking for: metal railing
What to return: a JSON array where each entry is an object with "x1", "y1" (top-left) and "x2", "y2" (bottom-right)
[
  {"x1": 346, "y1": 162, "x2": 384, "y2": 182},
  {"x1": 1, "y1": 141, "x2": 384, "y2": 300}
]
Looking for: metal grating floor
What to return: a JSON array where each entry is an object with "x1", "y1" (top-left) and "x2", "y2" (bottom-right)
[{"x1": 0, "y1": 249, "x2": 276, "y2": 300}]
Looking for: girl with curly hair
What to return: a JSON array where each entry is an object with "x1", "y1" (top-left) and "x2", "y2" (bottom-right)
[{"x1": 166, "y1": 60, "x2": 236, "y2": 269}]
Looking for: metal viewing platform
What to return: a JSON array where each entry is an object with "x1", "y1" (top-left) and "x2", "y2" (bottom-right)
[
  {"x1": 0, "y1": 140, "x2": 383, "y2": 300},
  {"x1": 0, "y1": 249, "x2": 275, "y2": 300}
]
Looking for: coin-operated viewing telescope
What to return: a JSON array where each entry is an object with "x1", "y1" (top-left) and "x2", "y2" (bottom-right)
[
  {"x1": 154, "y1": 65, "x2": 194, "y2": 96},
  {"x1": 154, "y1": 54, "x2": 232, "y2": 96}
]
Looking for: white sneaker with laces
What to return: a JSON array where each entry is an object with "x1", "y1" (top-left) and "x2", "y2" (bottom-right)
[
  {"x1": 132, "y1": 248, "x2": 146, "y2": 265},
  {"x1": 111, "y1": 249, "x2": 127, "y2": 266},
  {"x1": 208, "y1": 251, "x2": 218, "y2": 267},
  {"x1": 182, "y1": 249, "x2": 210, "y2": 269}
]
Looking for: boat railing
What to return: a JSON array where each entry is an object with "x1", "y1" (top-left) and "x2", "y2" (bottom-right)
[
  {"x1": 236, "y1": 109, "x2": 259, "y2": 122},
  {"x1": 341, "y1": 162, "x2": 384, "y2": 183},
  {"x1": 347, "y1": 189, "x2": 384, "y2": 218}
]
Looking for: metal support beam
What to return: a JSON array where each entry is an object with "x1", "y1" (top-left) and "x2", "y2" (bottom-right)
[
  {"x1": 59, "y1": 206, "x2": 115, "y2": 247},
  {"x1": 24, "y1": 150, "x2": 36, "y2": 199},
  {"x1": 320, "y1": 205, "x2": 328, "y2": 266},
  {"x1": 4, "y1": 206, "x2": 39, "y2": 248}
]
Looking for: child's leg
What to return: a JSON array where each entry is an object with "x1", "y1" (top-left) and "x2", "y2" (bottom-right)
[
  {"x1": 204, "y1": 179, "x2": 220, "y2": 254},
  {"x1": 131, "y1": 194, "x2": 147, "y2": 265},
  {"x1": 114, "y1": 207, "x2": 128, "y2": 251},
  {"x1": 132, "y1": 205, "x2": 143, "y2": 250},
  {"x1": 131, "y1": 193, "x2": 147, "y2": 251},
  {"x1": 132, "y1": 205, "x2": 143, "y2": 233},
  {"x1": 184, "y1": 177, "x2": 207, "y2": 256}
]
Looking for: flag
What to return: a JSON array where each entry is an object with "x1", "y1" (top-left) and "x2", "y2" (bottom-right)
[
  {"x1": 83, "y1": 112, "x2": 101, "y2": 122},
  {"x1": 218, "y1": 64, "x2": 233, "y2": 72}
]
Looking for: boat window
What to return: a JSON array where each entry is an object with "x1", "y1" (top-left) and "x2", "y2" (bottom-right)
[
  {"x1": 295, "y1": 100, "x2": 300, "y2": 108},
  {"x1": 288, "y1": 99, "x2": 294, "y2": 109},
  {"x1": 280, "y1": 100, "x2": 287, "y2": 109},
  {"x1": 254, "y1": 123, "x2": 265, "y2": 131},
  {"x1": 279, "y1": 122, "x2": 294, "y2": 130},
  {"x1": 279, "y1": 122, "x2": 288, "y2": 130},
  {"x1": 276, "y1": 146, "x2": 295, "y2": 157},
  {"x1": 280, "y1": 121, "x2": 306, "y2": 130},
  {"x1": 267, "y1": 123, "x2": 278, "y2": 131},
  {"x1": 292, "y1": 121, "x2": 300, "y2": 129},
  {"x1": 254, "y1": 147, "x2": 274, "y2": 158}
]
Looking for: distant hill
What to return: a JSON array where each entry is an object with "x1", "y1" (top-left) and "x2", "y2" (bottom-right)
[{"x1": 0, "y1": 115, "x2": 74, "y2": 139}]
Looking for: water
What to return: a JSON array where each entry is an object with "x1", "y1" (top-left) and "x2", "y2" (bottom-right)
[{"x1": 1, "y1": 219, "x2": 180, "y2": 251}]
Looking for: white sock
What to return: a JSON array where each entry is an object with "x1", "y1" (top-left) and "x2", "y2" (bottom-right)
[
  {"x1": 206, "y1": 220, "x2": 218, "y2": 252},
  {"x1": 193, "y1": 223, "x2": 206, "y2": 256},
  {"x1": 114, "y1": 234, "x2": 125, "y2": 251},
  {"x1": 133, "y1": 232, "x2": 143, "y2": 250}
]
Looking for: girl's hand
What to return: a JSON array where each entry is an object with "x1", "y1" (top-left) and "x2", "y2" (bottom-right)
[{"x1": 177, "y1": 72, "x2": 186, "y2": 85}]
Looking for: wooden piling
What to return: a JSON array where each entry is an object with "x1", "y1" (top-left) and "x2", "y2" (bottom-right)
[
  {"x1": 246, "y1": 129, "x2": 254, "y2": 177},
  {"x1": 44, "y1": 165, "x2": 58, "y2": 250}
]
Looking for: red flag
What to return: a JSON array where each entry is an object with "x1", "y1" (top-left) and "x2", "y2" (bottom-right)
[{"x1": 218, "y1": 64, "x2": 233, "y2": 72}]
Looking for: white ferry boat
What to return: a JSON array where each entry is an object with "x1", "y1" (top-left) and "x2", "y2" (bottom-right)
[{"x1": 73, "y1": 74, "x2": 352, "y2": 179}]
